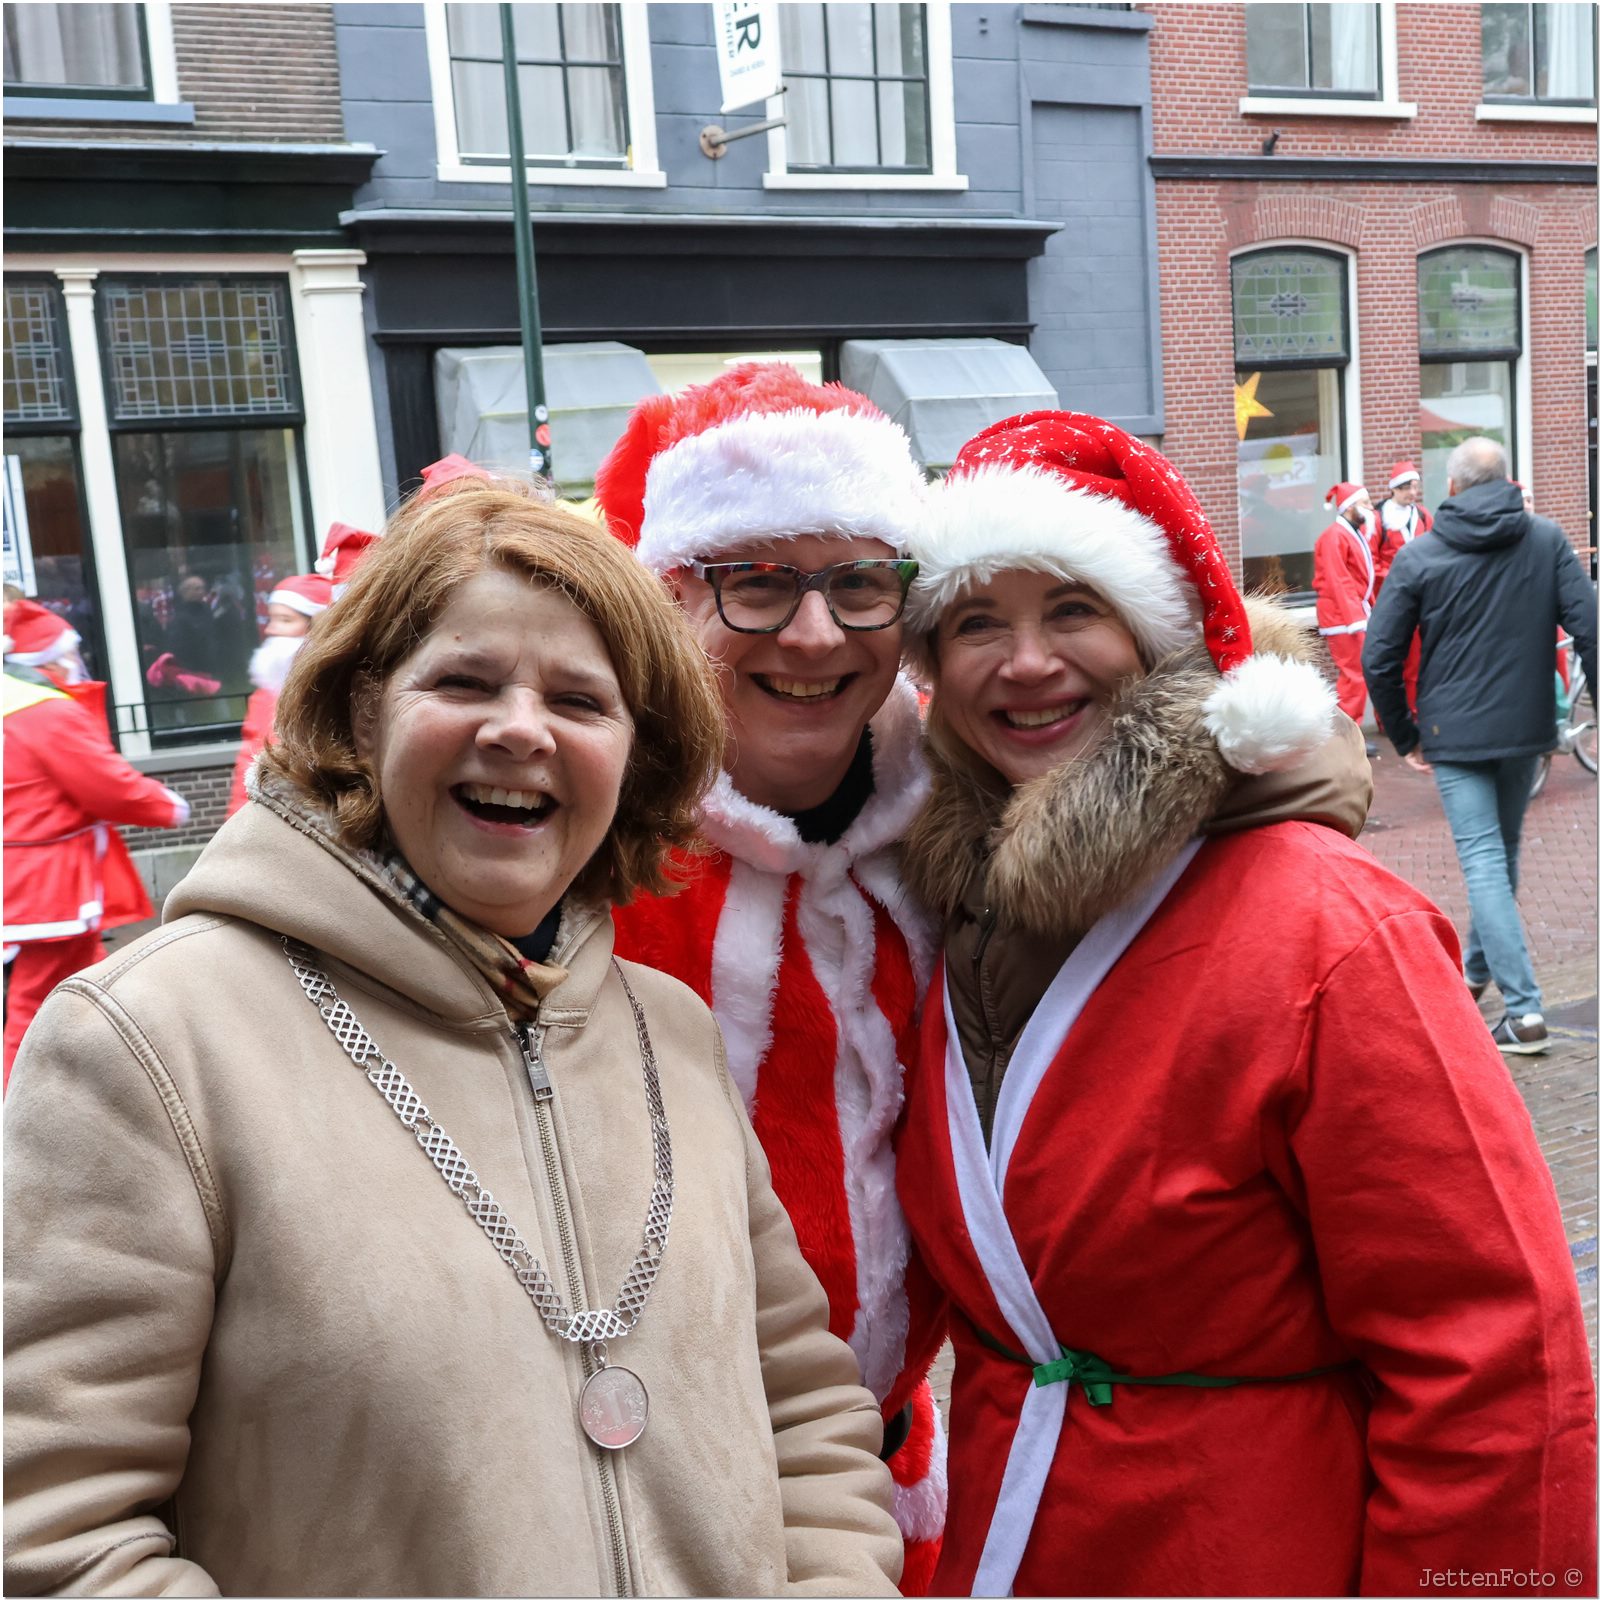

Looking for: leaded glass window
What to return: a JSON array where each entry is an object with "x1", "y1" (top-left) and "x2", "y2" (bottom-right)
[
  {"x1": 446, "y1": 3, "x2": 628, "y2": 167},
  {"x1": 1417, "y1": 248, "x2": 1521, "y2": 357},
  {"x1": 781, "y1": 4, "x2": 931, "y2": 172},
  {"x1": 1231, "y1": 250, "x2": 1350, "y2": 366},
  {"x1": 3, "y1": 280, "x2": 75, "y2": 426},
  {"x1": 99, "y1": 279, "x2": 300, "y2": 423}
]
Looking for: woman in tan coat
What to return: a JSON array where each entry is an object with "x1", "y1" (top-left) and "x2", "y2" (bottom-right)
[{"x1": 4, "y1": 479, "x2": 902, "y2": 1597}]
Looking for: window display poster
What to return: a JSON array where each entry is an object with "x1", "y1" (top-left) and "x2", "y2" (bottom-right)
[{"x1": 3, "y1": 455, "x2": 37, "y2": 596}]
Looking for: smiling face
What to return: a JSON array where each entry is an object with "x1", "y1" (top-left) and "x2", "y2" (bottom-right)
[
  {"x1": 355, "y1": 569, "x2": 634, "y2": 937},
  {"x1": 672, "y1": 533, "x2": 903, "y2": 812},
  {"x1": 930, "y1": 569, "x2": 1145, "y2": 787}
]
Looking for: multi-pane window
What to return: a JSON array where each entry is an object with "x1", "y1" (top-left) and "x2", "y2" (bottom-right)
[
  {"x1": 1231, "y1": 248, "x2": 1352, "y2": 597},
  {"x1": 1481, "y1": 3, "x2": 1596, "y2": 105},
  {"x1": 781, "y1": 4, "x2": 931, "y2": 172},
  {"x1": 2, "y1": 280, "x2": 106, "y2": 682},
  {"x1": 3, "y1": 3, "x2": 150, "y2": 98},
  {"x1": 1417, "y1": 247, "x2": 1521, "y2": 493},
  {"x1": 98, "y1": 278, "x2": 311, "y2": 744},
  {"x1": 1245, "y1": 4, "x2": 1380, "y2": 98},
  {"x1": 446, "y1": 3, "x2": 628, "y2": 167}
]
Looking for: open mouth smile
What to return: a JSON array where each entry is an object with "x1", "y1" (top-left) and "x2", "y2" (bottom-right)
[
  {"x1": 997, "y1": 701, "x2": 1085, "y2": 731},
  {"x1": 751, "y1": 673, "x2": 856, "y2": 703},
  {"x1": 452, "y1": 781, "x2": 558, "y2": 828}
]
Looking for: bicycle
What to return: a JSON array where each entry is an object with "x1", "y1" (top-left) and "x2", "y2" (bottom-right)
[{"x1": 1530, "y1": 639, "x2": 1596, "y2": 799}]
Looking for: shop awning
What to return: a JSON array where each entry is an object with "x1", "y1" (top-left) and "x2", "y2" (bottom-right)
[
  {"x1": 434, "y1": 343, "x2": 662, "y2": 496},
  {"x1": 839, "y1": 338, "x2": 1058, "y2": 471}
]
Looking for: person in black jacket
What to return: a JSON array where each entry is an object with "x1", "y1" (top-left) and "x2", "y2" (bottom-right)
[{"x1": 1365, "y1": 436, "x2": 1597, "y2": 1056}]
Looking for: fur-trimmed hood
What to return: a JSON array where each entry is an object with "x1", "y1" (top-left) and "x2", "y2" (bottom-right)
[{"x1": 904, "y1": 598, "x2": 1371, "y2": 943}]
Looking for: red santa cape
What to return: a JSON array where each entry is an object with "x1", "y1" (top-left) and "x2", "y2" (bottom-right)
[
  {"x1": 612, "y1": 678, "x2": 949, "y2": 1582},
  {"x1": 1314, "y1": 512, "x2": 1377, "y2": 722}
]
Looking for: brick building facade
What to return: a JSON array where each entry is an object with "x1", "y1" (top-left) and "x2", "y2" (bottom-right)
[{"x1": 1143, "y1": 2, "x2": 1597, "y2": 595}]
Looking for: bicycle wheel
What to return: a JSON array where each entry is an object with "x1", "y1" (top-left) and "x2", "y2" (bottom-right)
[
  {"x1": 1530, "y1": 752, "x2": 1553, "y2": 799},
  {"x1": 1574, "y1": 670, "x2": 1597, "y2": 776}
]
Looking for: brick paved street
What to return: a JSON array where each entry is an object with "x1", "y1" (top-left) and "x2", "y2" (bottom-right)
[{"x1": 928, "y1": 745, "x2": 1598, "y2": 1419}]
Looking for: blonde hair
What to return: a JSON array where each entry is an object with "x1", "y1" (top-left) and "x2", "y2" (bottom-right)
[{"x1": 264, "y1": 479, "x2": 725, "y2": 906}]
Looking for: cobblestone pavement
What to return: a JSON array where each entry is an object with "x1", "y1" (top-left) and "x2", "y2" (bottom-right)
[{"x1": 927, "y1": 745, "x2": 1598, "y2": 1419}]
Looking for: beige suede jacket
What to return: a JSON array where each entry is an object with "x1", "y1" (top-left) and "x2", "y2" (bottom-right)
[{"x1": 4, "y1": 793, "x2": 901, "y2": 1598}]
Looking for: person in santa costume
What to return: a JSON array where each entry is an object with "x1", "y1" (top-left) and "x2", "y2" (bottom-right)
[
  {"x1": 1371, "y1": 461, "x2": 1431, "y2": 713},
  {"x1": 4, "y1": 601, "x2": 189, "y2": 1085},
  {"x1": 1313, "y1": 480, "x2": 1377, "y2": 737},
  {"x1": 891, "y1": 409, "x2": 1597, "y2": 1598},
  {"x1": 594, "y1": 363, "x2": 948, "y2": 1593},
  {"x1": 226, "y1": 524, "x2": 378, "y2": 817}
]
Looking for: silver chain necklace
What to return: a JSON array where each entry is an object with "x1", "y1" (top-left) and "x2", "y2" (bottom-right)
[{"x1": 283, "y1": 936, "x2": 673, "y2": 1449}]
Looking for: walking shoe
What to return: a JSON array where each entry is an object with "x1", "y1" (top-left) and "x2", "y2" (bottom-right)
[{"x1": 1489, "y1": 1013, "x2": 1549, "y2": 1055}]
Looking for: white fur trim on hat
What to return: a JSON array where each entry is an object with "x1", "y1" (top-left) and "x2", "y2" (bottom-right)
[
  {"x1": 1203, "y1": 652, "x2": 1337, "y2": 775},
  {"x1": 906, "y1": 463, "x2": 1200, "y2": 664},
  {"x1": 267, "y1": 586, "x2": 328, "y2": 618},
  {"x1": 1333, "y1": 485, "x2": 1368, "y2": 515},
  {"x1": 635, "y1": 407, "x2": 928, "y2": 573},
  {"x1": 1388, "y1": 466, "x2": 1420, "y2": 489},
  {"x1": 5, "y1": 627, "x2": 81, "y2": 668}
]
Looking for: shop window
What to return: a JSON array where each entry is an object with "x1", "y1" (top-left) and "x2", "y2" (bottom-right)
[
  {"x1": 2, "y1": 279, "x2": 107, "y2": 682},
  {"x1": 1417, "y1": 247, "x2": 1521, "y2": 496},
  {"x1": 3, "y1": 3, "x2": 150, "y2": 98},
  {"x1": 1245, "y1": 4, "x2": 1380, "y2": 98},
  {"x1": 1231, "y1": 247, "x2": 1352, "y2": 598},
  {"x1": 98, "y1": 277, "x2": 311, "y2": 745},
  {"x1": 780, "y1": 4, "x2": 931, "y2": 171},
  {"x1": 444, "y1": 2, "x2": 627, "y2": 167},
  {"x1": 1481, "y1": 3, "x2": 1596, "y2": 105}
]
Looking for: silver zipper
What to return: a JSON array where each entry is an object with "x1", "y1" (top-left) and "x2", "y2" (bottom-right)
[{"x1": 519, "y1": 1023, "x2": 632, "y2": 1597}]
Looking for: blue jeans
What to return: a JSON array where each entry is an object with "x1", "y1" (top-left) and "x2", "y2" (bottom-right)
[{"x1": 1432, "y1": 757, "x2": 1543, "y2": 1016}]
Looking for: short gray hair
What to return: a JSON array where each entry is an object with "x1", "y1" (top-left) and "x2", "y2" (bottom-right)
[{"x1": 1447, "y1": 436, "x2": 1509, "y2": 493}]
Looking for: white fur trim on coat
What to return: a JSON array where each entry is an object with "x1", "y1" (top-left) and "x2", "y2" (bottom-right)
[
  {"x1": 636, "y1": 408, "x2": 928, "y2": 573},
  {"x1": 1203, "y1": 652, "x2": 1337, "y2": 775},
  {"x1": 906, "y1": 463, "x2": 1199, "y2": 664}
]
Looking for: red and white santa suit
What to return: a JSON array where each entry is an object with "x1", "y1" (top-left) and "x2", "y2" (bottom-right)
[
  {"x1": 1313, "y1": 482, "x2": 1376, "y2": 722},
  {"x1": 1371, "y1": 463, "x2": 1430, "y2": 714},
  {"x1": 3, "y1": 608, "x2": 188, "y2": 1083},
  {"x1": 894, "y1": 411, "x2": 1596, "y2": 1596},
  {"x1": 596, "y1": 366, "x2": 949, "y2": 1592}
]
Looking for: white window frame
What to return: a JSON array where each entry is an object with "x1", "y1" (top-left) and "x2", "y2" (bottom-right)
[
  {"x1": 144, "y1": 1, "x2": 180, "y2": 103},
  {"x1": 423, "y1": 1, "x2": 664, "y2": 188},
  {"x1": 763, "y1": 1, "x2": 967, "y2": 192},
  {"x1": 1238, "y1": 2, "x2": 1416, "y2": 120},
  {"x1": 1475, "y1": 101, "x2": 1598, "y2": 125}
]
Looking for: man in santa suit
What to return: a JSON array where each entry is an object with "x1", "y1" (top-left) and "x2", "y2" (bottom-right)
[
  {"x1": 595, "y1": 364, "x2": 947, "y2": 1593},
  {"x1": 1372, "y1": 463, "x2": 1431, "y2": 715},
  {"x1": 3, "y1": 601, "x2": 188, "y2": 1085},
  {"x1": 226, "y1": 524, "x2": 377, "y2": 816},
  {"x1": 1314, "y1": 481, "x2": 1377, "y2": 742}
]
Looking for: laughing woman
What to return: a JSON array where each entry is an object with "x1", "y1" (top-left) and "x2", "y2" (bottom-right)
[
  {"x1": 894, "y1": 412, "x2": 1596, "y2": 1597},
  {"x1": 4, "y1": 478, "x2": 902, "y2": 1597}
]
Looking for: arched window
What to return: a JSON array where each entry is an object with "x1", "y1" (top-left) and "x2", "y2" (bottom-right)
[
  {"x1": 1230, "y1": 246, "x2": 1352, "y2": 597},
  {"x1": 1417, "y1": 246, "x2": 1521, "y2": 493}
]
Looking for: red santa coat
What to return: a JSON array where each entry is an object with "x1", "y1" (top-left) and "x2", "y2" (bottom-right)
[
  {"x1": 613, "y1": 679, "x2": 950, "y2": 1583},
  {"x1": 3, "y1": 675, "x2": 186, "y2": 942},
  {"x1": 227, "y1": 686, "x2": 278, "y2": 816},
  {"x1": 1372, "y1": 496, "x2": 1432, "y2": 587},
  {"x1": 898, "y1": 822, "x2": 1596, "y2": 1597},
  {"x1": 1314, "y1": 513, "x2": 1376, "y2": 635}
]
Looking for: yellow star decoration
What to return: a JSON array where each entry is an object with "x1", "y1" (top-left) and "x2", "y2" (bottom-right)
[{"x1": 1234, "y1": 371, "x2": 1274, "y2": 441}]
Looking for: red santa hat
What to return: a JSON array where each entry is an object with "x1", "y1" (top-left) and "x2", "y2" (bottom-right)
[
  {"x1": 266, "y1": 572, "x2": 333, "y2": 618},
  {"x1": 1388, "y1": 461, "x2": 1421, "y2": 489},
  {"x1": 594, "y1": 362, "x2": 927, "y2": 574},
  {"x1": 2, "y1": 598, "x2": 80, "y2": 668},
  {"x1": 1325, "y1": 482, "x2": 1369, "y2": 516},
  {"x1": 909, "y1": 411, "x2": 1335, "y2": 776},
  {"x1": 313, "y1": 521, "x2": 380, "y2": 595},
  {"x1": 418, "y1": 453, "x2": 492, "y2": 498}
]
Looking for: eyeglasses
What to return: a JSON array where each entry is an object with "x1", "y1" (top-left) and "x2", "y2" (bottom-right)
[{"x1": 688, "y1": 558, "x2": 919, "y2": 634}]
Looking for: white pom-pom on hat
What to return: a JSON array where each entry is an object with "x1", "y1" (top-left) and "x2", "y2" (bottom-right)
[{"x1": 1203, "y1": 652, "x2": 1337, "y2": 776}]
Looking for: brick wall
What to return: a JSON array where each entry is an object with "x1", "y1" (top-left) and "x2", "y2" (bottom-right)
[
  {"x1": 122, "y1": 758, "x2": 236, "y2": 853},
  {"x1": 1143, "y1": 3, "x2": 1598, "y2": 571},
  {"x1": 7, "y1": 5, "x2": 345, "y2": 144}
]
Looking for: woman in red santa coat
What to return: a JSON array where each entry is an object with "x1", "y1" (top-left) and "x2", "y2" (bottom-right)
[
  {"x1": 893, "y1": 411, "x2": 1597, "y2": 1597},
  {"x1": 595, "y1": 363, "x2": 949, "y2": 1592}
]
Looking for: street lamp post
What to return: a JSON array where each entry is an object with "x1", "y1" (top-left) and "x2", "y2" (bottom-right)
[{"x1": 499, "y1": 3, "x2": 552, "y2": 479}]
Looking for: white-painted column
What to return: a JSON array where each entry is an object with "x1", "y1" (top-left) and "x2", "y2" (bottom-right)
[
  {"x1": 290, "y1": 249, "x2": 388, "y2": 538},
  {"x1": 55, "y1": 268, "x2": 150, "y2": 758}
]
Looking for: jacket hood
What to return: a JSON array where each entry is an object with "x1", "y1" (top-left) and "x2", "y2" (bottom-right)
[
  {"x1": 1431, "y1": 478, "x2": 1529, "y2": 553},
  {"x1": 164, "y1": 775, "x2": 611, "y2": 1027},
  {"x1": 904, "y1": 597, "x2": 1370, "y2": 939}
]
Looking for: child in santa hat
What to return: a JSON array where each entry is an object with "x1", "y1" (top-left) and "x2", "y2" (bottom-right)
[
  {"x1": 595, "y1": 362, "x2": 948, "y2": 1593},
  {"x1": 893, "y1": 410, "x2": 1594, "y2": 1597}
]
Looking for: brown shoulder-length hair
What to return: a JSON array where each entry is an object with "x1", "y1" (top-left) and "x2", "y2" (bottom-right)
[{"x1": 262, "y1": 479, "x2": 725, "y2": 906}]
